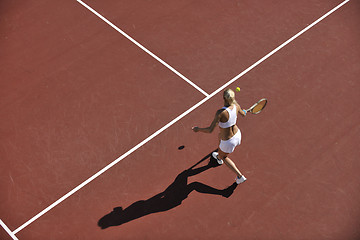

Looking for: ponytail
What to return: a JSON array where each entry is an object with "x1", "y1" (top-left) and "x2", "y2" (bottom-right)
[{"x1": 223, "y1": 88, "x2": 237, "y2": 105}]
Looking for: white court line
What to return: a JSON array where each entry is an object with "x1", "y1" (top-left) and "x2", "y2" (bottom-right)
[
  {"x1": 76, "y1": 0, "x2": 209, "y2": 97},
  {"x1": 12, "y1": 0, "x2": 350, "y2": 235},
  {"x1": 0, "y1": 219, "x2": 19, "y2": 240}
]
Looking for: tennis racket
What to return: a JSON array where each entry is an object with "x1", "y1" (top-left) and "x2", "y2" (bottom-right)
[{"x1": 245, "y1": 98, "x2": 267, "y2": 114}]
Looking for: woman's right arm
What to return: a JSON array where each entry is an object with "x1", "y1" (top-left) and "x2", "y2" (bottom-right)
[{"x1": 237, "y1": 103, "x2": 247, "y2": 117}]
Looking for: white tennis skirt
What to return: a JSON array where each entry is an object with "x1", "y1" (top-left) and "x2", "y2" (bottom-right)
[{"x1": 219, "y1": 130, "x2": 242, "y2": 154}]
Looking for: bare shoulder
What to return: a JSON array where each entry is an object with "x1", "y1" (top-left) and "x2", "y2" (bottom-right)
[
  {"x1": 216, "y1": 108, "x2": 226, "y2": 116},
  {"x1": 214, "y1": 108, "x2": 225, "y2": 120}
]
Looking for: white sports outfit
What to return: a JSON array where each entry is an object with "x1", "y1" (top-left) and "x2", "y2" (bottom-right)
[{"x1": 218, "y1": 105, "x2": 242, "y2": 154}]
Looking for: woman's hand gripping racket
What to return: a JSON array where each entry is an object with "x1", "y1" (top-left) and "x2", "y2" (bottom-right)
[{"x1": 245, "y1": 98, "x2": 267, "y2": 114}]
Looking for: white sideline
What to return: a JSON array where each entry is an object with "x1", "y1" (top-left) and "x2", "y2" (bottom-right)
[
  {"x1": 76, "y1": 0, "x2": 209, "y2": 97},
  {"x1": 11, "y1": 0, "x2": 350, "y2": 236}
]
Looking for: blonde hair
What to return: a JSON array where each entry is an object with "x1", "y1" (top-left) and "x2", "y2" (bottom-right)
[{"x1": 223, "y1": 88, "x2": 237, "y2": 105}]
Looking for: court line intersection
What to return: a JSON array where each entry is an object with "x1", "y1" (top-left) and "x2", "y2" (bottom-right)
[{"x1": 77, "y1": 0, "x2": 210, "y2": 97}]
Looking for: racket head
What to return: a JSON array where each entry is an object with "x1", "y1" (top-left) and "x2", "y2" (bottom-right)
[{"x1": 249, "y1": 98, "x2": 267, "y2": 114}]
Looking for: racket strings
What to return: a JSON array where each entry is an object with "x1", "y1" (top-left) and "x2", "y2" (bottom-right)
[{"x1": 250, "y1": 99, "x2": 267, "y2": 114}]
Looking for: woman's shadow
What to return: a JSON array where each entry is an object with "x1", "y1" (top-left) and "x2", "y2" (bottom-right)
[{"x1": 98, "y1": 151, "x2": 238, "y2": 229}]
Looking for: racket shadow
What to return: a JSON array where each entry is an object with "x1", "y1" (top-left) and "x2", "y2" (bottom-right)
[{"x1": 98, "y1": 150, "x2": 238, "y2": 229}]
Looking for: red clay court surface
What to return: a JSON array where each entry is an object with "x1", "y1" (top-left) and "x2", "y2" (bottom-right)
[{"x1": 1, "y1": 0, "x2": 359, "y2": 239}]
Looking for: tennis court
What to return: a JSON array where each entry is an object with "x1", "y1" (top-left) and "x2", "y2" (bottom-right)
[{"x1": 1, "y1": 0, "x2": 359, "y2": 239}]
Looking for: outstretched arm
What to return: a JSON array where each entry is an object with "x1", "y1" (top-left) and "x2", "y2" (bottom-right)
[
  {"x1": 192, "y1": 110, "x2": 221, "y2": 133},
  {"x1": 237, "y1": 103, "x2": 247, "y2": 117}
]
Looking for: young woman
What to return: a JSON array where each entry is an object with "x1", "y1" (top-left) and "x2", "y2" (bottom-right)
[{"x1": 192, "y1": 89, "x2": 247, "y2": 184}]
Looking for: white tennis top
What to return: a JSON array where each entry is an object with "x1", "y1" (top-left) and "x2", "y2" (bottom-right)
[{"x1": 218, "y1": 105, "x2": 237, "y2": 128}]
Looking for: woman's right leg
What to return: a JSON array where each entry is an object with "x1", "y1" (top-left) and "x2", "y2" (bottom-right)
[{"x1": 218, "y1": 149, "x2": 243, "y2": 177}]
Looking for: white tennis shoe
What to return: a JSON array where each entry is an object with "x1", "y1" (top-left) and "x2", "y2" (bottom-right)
[
  {"x1": 211, "y1": 152, "x2": 223, "y2": 165},
  {"x1": 236, "y1": 175, "x2": 247, "y2": 184}
]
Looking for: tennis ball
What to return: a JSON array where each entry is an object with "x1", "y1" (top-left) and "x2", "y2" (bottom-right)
[{"x1": 235, "y1": 87, "x2": 241, "y2": 92}]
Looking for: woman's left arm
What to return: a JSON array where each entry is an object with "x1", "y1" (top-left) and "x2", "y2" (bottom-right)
[{"x1": 192, "y1": 110, "x2": 221, "y2": 133}]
